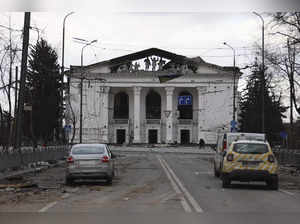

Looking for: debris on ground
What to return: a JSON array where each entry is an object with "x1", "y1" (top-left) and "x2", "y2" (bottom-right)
[
  {"x1": 5, "y1": 176, "x2": 24, "y2": 182},
  {"x1": 278, "y1": 164, "x2": 300, "y2": 190},
  {"x1": 0, "y1": 182, "x2": 38, "y2": 189},
  {"x1": 279, "y1": 165, "x2": 300, "y2": 176}
]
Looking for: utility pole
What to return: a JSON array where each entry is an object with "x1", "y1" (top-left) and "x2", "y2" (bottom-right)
[
  {"x1": 8, "y1": 16, "x2": 13, "y2": 147},
  {"x1": 223, "y1": 42, "x2": 237, "y2": 132},
  {"x1": 61, "y1": 12, "x2": 74, "y2": 142},
  {"x1": 287, "y1": 38, "x2": 296, "y2": 148},
  {"x1": 79, "y1": 39, "x2": 97, "y2": 143},
  {"x1": 253, "y1": 12, "x2": 265, "y2": 134},
  {"x1": 15, "y1": 12, "x2": 31, "y2": 151}
]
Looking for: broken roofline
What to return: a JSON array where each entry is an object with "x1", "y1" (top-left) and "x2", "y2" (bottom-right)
[{"x1": 68, "y1": 47, "x2": 242, "y2": 75}]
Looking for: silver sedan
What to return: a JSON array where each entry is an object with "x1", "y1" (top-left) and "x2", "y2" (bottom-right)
[{"x1": 65, "y1": 144, "x2": 116, "y2": 185}]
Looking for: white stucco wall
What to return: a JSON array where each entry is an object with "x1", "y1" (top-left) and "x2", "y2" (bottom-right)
[{"x1": 68, "y1": 65, "x2": 239, "y2": 144}]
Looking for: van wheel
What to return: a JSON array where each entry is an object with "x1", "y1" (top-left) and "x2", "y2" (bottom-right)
[
  {"x1": 106, "y1": 176, "x2": 113, "y2": 185},
  {"x1": 222, "y1": 177, "x2": 231, "y2": 188},
  {"x1": 267, "y1": 176, "x2": 278, "y2": 190},
  {"x1": 65, "y1": 176, "x2": 74, "y2": 186},
  {"x1": 214, "y1": 163, "x2": 220, "y2": 178}
]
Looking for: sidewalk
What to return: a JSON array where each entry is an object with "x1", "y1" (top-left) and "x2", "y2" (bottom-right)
[
  {"x1": 0, "y1": 160, "x2": 65, "y2": 181},
  {"x1": 110, "y1": 145, "x2": 215, "y2": 154}
]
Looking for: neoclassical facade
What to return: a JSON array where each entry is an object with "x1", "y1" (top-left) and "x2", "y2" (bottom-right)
[{"x1": 67, "y1": 48, "x2": 241, "y2": 144}]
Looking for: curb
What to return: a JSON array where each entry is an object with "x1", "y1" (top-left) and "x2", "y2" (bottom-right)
[{"x1": 0, "y1": 160, "x2": 65, "y2": 180}]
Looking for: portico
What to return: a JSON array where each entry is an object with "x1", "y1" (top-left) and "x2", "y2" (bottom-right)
[{"x1": 67, "y1": 48, "x2": 241, "y2": 145}]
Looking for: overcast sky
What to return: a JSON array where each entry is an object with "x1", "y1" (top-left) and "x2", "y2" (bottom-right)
[{"x1": 2, "y1": 12, "x2": 266, "y2": 75}]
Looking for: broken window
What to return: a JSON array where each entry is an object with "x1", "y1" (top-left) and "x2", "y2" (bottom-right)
[
  {"x1": 146, "y1": 90, "x2": 161, "y2": 119},
  {"x1": 178, "y1": 91, "x2": 193, "y2": 119},
  {"x1": 114, "y1": 92, "x2": 129, "y2": 119}
]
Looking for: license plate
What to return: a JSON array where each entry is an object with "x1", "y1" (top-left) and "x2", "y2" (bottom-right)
[
  {"x1": 242, "y1": 161, "x2": 260, "y2": 167},
  {"x1": 79, "y1": 161, "x2": 96, "y2": 166}
]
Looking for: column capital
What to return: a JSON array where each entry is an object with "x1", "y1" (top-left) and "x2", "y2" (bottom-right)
[
  {"x1": 165, "y1": 86, "x2": 175, "y2": 96},
  {"x1": 100, "y1": 86, "x2": 110, "y2": 94},
  {"x1": 133, "y1": 86, "x2": 142, "y2": 95},
  {"x1": 196, "y1": 86, "x2": 207, "y2": 94}
]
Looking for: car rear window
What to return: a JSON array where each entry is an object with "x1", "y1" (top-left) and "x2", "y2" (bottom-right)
[
  {"x1": 233, "y1": 143, "x2": 269, "y2": 154},
  {"x1": 72, "y1": 146, "x2": 105, "y2": 155}
]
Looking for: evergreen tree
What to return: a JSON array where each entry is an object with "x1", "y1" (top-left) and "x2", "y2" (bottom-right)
[
  {"x1": 26, "y1": 39, "x2": 62, "y2": 143},
  {"x1": 239, "y1": 62, "x2": 287, "y2": 144}
]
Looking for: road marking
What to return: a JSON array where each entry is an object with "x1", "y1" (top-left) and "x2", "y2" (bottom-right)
[
  {"x1": 157, "y1": 155, "x2": 192, "y2": 213},
  {"x1": 157, "y1": 155, "x2": 203, "y2": 213},
  {"x1": 161, "y1": 192, "x2": 178, "y2": 203},
  {"x1": 61, "y1": 193, "x2": 70, "y2": 199},
  {"x1": 159, "y1": 156, "x2": 203, "y2": 213},
  {"x1": 279, "y1": 189, "x2": 295, "y2": 196},
  {"x1": 195, "y1": 171, "x2": 214, "y2": 175},
  {"x1": 38, "y1": 201, "x2": 57, "y2": 212},
  {"x1": 38, "y1": 187, "x2": 79, "y2": 212}
]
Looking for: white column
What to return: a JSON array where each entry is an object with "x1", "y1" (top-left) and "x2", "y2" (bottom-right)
[
  {"x1": 165, "y1": 87, "x2": 175, "y2": 144},
  {"x1": 100, "y1": 86, "x2": 110, "y2": 143},
  {"x1": 133, "y1": 86, "x2": 142, "y2": 143},
  {"x1": 197, "y1": 86, "x2": 207, "y2": 142}
]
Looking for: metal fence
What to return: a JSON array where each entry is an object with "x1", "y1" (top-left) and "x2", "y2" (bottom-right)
[
  {"x1": 0, "y1": 145, "x2": 70, "y2": 171},
  {"x1": 273, "y1": 149, "x2": 300, "y2": 168}
]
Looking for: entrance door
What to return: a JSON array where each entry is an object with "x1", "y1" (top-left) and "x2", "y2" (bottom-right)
[
  {"x1": 148, "y1": 129, "x2": 158, "y2": 144},
  {"x1": 180, "y1": 130, "x2": 190, "y2": 144},
  {"x1": 116, "y1": 129, "x2": 126, "y2": 144}
]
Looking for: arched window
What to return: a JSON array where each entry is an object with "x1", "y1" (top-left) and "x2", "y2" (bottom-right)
[
  {"x1": 114, "y1": 92, "x2": 129, "y2": 119},
  {"x1": 177, "y1": 91, "x2": 193, "y2": 119},
  {"x1": 146, "y1": 90, "x2": 161, "y2": 119}
]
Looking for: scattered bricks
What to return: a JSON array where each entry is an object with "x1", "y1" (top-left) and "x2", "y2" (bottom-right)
[
  {"x1": 0, "y1": 182, "x2": 38, "y2": 189},
  {"x1": 5, "y1": 187, "x2": 15, "y2": 192},
  {"x1": 5, "y1": 175, "x2": 24, "y2": 182}
]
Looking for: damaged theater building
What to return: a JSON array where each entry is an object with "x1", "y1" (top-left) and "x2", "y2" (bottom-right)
[{"x1": 66, "y1": 48, "x2": 241, "y2": 145}]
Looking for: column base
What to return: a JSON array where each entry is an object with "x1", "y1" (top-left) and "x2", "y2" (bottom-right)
[
  {"x1": 100, "y1": 128, "x2": 109, "y2": 143},
  {"x1": 198, "y1": 131, "x2": 205, "y2": 142}
]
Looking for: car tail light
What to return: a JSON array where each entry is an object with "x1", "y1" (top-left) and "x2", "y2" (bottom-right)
[
  {"x1": 223, "y1": 140, "x2": 227, "y2": 150},
  {"x1": 67, "y1": 156, "x2": 74, "y2": 163},
  {"x1": 268, "y1": 155, "x2": 275, "y2": 163},
  {"x1": 102, "y1": 155, "x2": 110, "y2": 163},
  {"x1": 227, "y1": 153, "x2": 234, "y2": 161}
]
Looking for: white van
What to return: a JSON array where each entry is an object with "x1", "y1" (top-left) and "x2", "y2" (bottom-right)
[{"x1": 213, "y1": 132, "x2": 265, "y2": 177}]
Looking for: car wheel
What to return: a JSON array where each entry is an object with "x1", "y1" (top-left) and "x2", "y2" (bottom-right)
[
  {"x1": 65, "y1": 176, "x2": 74, "y2": 186},
  {"x1": 222, "y1": 177, "x2": 231, "y2": 188},
  {"x1": 106, "y1": 176, "x2": 113, "y2": 185},
  {"x1": 214, "y1": 163, "x2": 220, "y2": 178},
  {"x1": 267, "y1": 176, "x2": 278, "y2": 190}
]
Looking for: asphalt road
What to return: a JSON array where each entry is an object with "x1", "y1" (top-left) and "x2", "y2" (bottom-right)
[
  {"x1": 1, "y1": 150, "x2": 300, "y2": 219},
  {"x1": 163, "y1": 153, "x2": 300, "y2": 212}
]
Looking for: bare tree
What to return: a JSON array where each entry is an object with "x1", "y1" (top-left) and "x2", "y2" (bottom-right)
[
  {"x1": 270, "y1": 13, "x2": 300, "y2": 116},
  {"x1": 0, "y1": 19, "x2": 22, "y2": 148}
]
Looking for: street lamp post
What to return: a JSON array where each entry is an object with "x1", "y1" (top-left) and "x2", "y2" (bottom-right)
[
  {"x1": 253, "y1": 11, "x2": 265, "y2": 134},
  {"x1": 223, "y1": 42, "x2": 236, "y2": 131},
  {"x1": 79, "y1": 40, "x2": 97, "y2": 143},
  {"x1": 61, "y1": 12, "x2": 74, "y2": 140}
]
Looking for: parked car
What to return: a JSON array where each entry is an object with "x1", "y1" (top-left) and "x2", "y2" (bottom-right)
[
  {"x1": 214, "y1": 132, "x2": 265, "y2": 177},
  {"x1": 218, "y1": 140, "x2": 279, "y2": 190},
  {"x1": 65, "y1": 143, "x2": 116, "y2": 185}
]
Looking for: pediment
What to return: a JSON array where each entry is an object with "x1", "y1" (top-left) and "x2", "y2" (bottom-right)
[{"x1": 69, "y1": 47, "x2": 239, "y2": 77}]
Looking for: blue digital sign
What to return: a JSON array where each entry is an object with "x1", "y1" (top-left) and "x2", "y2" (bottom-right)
[{"x1": 178, "y1": 95, "x2": 192, "y2": 105}]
